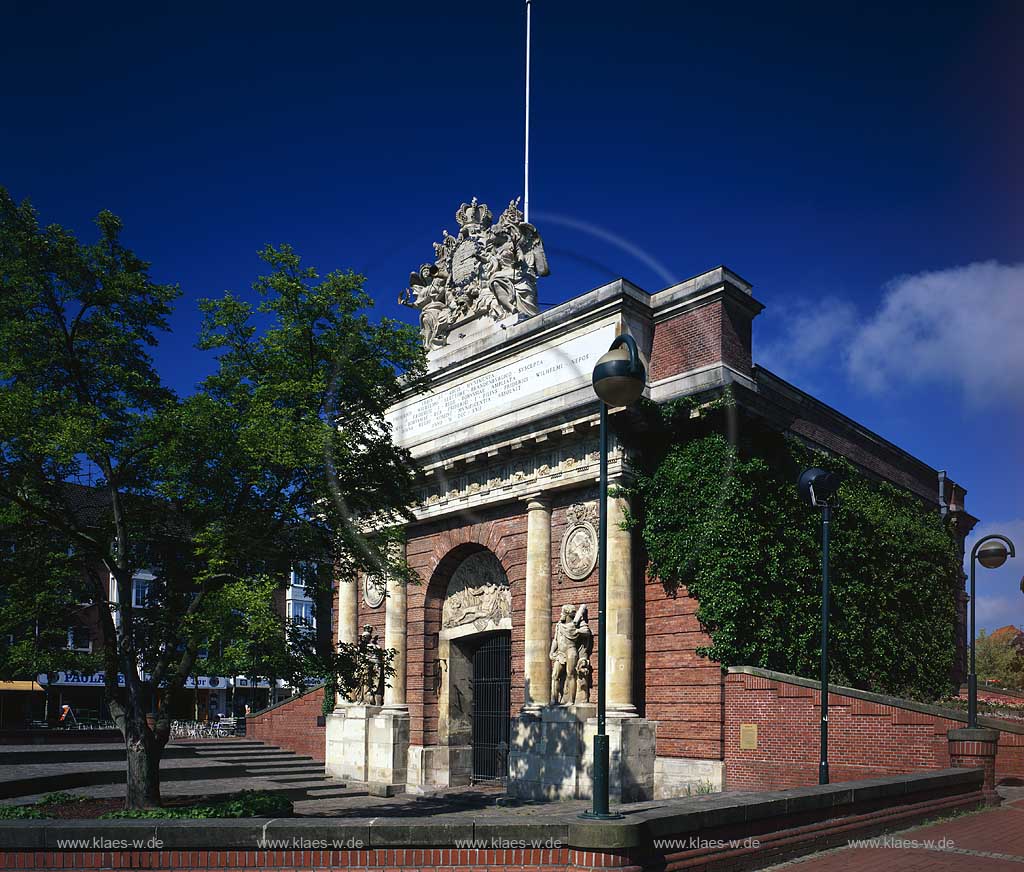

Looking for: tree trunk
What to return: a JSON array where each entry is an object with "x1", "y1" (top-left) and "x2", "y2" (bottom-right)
[{"x1": 125, "y1": 721, "x2": 162, "y2": 809}]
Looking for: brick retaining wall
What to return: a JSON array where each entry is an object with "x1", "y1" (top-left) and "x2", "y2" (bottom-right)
[
  {"x1": 0, "y1": 769, "x2": 987, "y2": 872},
  {"x1": 725, "y1": 666, "x2": 1024, "y2": 790},
  {"x1": 246, "y1": 686, "x2": 326, "y2": 762}
]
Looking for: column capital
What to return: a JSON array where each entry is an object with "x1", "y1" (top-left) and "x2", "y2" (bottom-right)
[{"x1": 523, "y1": 491, "x2": 551, "y2": 512}]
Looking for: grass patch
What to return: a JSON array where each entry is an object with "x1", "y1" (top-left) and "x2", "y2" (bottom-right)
[
  {"x1": 0, "y1": 805, "x2": 46, "y2": 819},
  {"x1": 39, "y1": 791, "x2": 90, "y2": 806}
]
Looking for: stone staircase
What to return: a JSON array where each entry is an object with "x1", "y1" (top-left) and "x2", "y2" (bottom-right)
[{"x1": 0, "y1": 738, "x2": 349, "y2": 804}]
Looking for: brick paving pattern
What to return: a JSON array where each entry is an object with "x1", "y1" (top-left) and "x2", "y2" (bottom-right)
[{"x1": 767, "y1": 794, "x2": 1024, "y2": 871}]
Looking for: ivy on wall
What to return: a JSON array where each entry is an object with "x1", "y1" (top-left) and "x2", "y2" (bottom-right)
[{"x1": 632, "y1": 412, "x2": 960, "y2": 702}]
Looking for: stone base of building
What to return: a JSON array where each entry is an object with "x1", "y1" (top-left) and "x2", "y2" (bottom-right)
[
  {"x1": 508, "y1": 704, "x2": 594, "y2": 800},
  {"x1": 507, "y1": 705, "x2": 656, "y2": 802},
  {"x1": 654, "y1": 756, "x2": 724, "y2": 798},
  {"x1": 325, "y1": 703, "x2": 380, "y2": 782},
  {"x1": 406, "y1": 744, "x2": 473, "y2": 792},
  {"x1": 365, "y1": 707, "x2": 410, "y2": 791},
  {"x1": 581, "y1": 713, "x2": 657, "y2": 803}
]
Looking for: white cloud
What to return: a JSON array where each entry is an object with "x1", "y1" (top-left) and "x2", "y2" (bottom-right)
[
  {"x1": 967, "y1": 519, "x2": 1024, "y2": 634},
  {"x1": 846, "y1": 261, "x2": 1024, "y2": 408},
  {"x1": 758, "y1": 297, "x2": 859, "y2": 384}
]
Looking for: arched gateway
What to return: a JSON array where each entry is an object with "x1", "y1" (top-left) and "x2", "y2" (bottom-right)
[{"x1": 437, "y1": 550, "x2": 512, "y2": 784}]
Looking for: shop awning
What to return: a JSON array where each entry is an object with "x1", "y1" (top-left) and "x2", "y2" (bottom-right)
[{"x1": 0, "y1": 680, "x2": 44, "y2": 692}]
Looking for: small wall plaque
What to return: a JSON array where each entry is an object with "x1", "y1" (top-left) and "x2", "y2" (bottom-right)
[{"x1": 739, "y1": 723, "x2": 758, "y2": 750}]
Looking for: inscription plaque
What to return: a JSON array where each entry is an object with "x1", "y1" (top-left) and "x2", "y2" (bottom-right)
[
  {"x1": 739, "y1": 723, "x2": 758, "y2": 750},
  {"x1": 387, "y1": 323, "x2": 617, "y2": 443}
]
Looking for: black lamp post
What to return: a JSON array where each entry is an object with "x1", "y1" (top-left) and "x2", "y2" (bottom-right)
[
  {"x1": 798, "y1": 467, "x2": 841, "y2": 785},
  {"x1": 582, "y1": 333, "x2": 646, "y2": 820},
  {"x1": 968, "y1": 534, "x2": 1016, "y2": 727}
]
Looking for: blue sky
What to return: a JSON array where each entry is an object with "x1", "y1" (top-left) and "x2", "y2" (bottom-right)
[{"x1": 3, "y1": 2, "x2": 1021, "y2": 630}]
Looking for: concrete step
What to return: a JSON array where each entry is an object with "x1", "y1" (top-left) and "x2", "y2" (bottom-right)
[
  {"x1": 243, "y1": 769, "x2": 323, "y2": 781},
  {"x1": 0, "y1": 757, "x2": 246, "y2": 800},
  {"x1": 172, "y1": 740, "x2": 272, "y2": 751},
  {"x1": 262, "y1": 774, "x2": 331, "y2": 785},
  {"x1": 0, "y1": 745, "x2": 196, "y2": 766},
  {"x1": 194, "y1": 751, "x2": 310, "y2": 762},
  {"x1": 245, "y1": 765, "x2": 326, "y2": 776}
]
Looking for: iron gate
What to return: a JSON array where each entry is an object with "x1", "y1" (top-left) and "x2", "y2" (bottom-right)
[{"x1": 471, "y1": 631, "x2": 511, "y2": 783}]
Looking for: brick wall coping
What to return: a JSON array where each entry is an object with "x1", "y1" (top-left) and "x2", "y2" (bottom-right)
[
  {"x1": 960, "y1": 681, "x2": 1024, "y2": 701},
  {"x1": 728, "y1": 665, "x2": 1024, "y2": 736},
  {"x1": 0, "y1": 767, "x2": 981, "y2": 850},
  {"x1": 247, "y1": 682, "x2": 326, "y2": 719}
]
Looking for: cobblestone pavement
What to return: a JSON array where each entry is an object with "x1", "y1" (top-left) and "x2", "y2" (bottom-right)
[{"x1": 765, "y1": 791, "x2": 1024, "y2": 871}]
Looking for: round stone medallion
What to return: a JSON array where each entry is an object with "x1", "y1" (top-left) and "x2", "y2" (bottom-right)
[
  {"x1": 363, "y1": 574, "x2": 385, "y2": 608},
  {"x1": 560, "y1": 522, "x2": 598, "y2": 580}
]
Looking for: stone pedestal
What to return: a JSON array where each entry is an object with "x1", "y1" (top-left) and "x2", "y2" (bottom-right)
[
  {"x1": 581, "y1": 714, "x2": 657, "y2": 803},
  {"x1": 368, "y1": 708, "x2": 410, "y2": 793},
  {"x1": 406, "y1": 744, "x2": 473, "y2": 792},
  {"x1": 325, "y1": 703, "x2": 379, "y2": 782},
  {"x1": 948, "y1": 727, "x2": 1000, "y2": 805},
  {"x1": 508, "y1": 704, "x2": 595, "y2": 800}
]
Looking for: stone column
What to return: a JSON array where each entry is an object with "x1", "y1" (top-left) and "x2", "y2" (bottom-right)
[
  {"x1": 368, "y1": 544, "x2": 410, "y2": 794},
  {"x1": 383, "y1": 558, "x2": 407, "y2": 710},
  {"x1": 523, "y1": 493, "x2": 552, "y2": 711},
  {"x1": 606, "y1": 484, "x2": 635, "y2": 714},
  {"x1": 336, "y1": 573, "x2": 359, "y2": 704},
  {"x1": 326, "y1": 571, "x2": 375, "y2": 783}
]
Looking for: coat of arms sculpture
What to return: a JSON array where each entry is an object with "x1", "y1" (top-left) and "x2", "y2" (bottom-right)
[{"x1": 398, "y1": 197, "x2": 549, "y2": 349}]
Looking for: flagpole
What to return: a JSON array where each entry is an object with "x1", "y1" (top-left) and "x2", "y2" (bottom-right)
[{"x1": 524, "y1": 0, "x2": 531, "y2": 224}]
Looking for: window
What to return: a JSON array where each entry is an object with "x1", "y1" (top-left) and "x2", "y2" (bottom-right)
[
  {"x1": 291, "y1": 562, "x2": 319, "y2": 599},
  {"x1": 67, "y1": 626, "x2": 92, "y2": 652},
  {"x1": 133, "y1": 578, "x2": 154, "y2": 608},
  {"x1": 290, "y1": 600, "x2": 315, "y2": 627}
]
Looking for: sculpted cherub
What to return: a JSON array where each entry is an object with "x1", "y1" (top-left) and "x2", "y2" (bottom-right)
[{"x1": 399, "y1": 263, "x2": 450, "y2": 349}]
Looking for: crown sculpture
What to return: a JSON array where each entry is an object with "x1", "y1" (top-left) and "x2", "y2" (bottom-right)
[{"x1": 398, "y1": 197, "x2": 549, "y2": 350}]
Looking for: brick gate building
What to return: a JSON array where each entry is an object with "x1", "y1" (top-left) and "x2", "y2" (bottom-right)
[{"x1": 323, "y1": 198, "x2": 973, "y2": 801}]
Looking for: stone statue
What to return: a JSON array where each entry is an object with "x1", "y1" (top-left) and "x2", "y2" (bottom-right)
[
  {"x1": 550, "y1": 603, "x2": 593, "y2": 705},
  {"x1": 354, "y1": 624, "x2": 383, "y2": 706},
  {"x1": 398, "y1": 196, "x2": 550, "y2": 349}
]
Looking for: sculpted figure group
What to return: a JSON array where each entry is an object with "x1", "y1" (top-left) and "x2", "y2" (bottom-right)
[
  {"x1": 398, "y1": 197, "x2": 549, "y2": 350},
  {"x1": 549, "y1": 603, "x2": 593, "y2": 705}
]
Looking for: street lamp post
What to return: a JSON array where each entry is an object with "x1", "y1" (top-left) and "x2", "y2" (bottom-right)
[
  {"x1": 968, "y1": 535, "x2": 1016, "y2": 727},
  {"x1": 582, "y1": 333, "x2": 646, "y2": 821},
  {"x1": 798, "y1": 467, "x2": 841, "y2": 785}
]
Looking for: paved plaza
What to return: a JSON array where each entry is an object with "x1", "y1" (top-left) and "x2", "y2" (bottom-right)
[{"x1": 768, "y1": 791, "x2": 1024, "y2": 871}]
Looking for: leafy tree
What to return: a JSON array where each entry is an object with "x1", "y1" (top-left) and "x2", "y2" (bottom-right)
[
  {"x1": 0, "y1": 506, "x2": 100, "y2": 723},
  {"x1": 974, "y1": 627, "x2": 1024, "y2": 689},
  {"x1": 0, "y1": 189, "x2": 423, "y2": 806},
  {"x1": 633, "y1": 417, "x2": 960, "y2": 701}
]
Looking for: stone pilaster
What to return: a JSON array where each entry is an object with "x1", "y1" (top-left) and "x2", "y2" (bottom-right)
[
  {"x1": 523, "y1": 493, "x2": 552, "y2": 711},
  {"x1": 606, "y1": 484, "x2": 635, "y2": 714}
]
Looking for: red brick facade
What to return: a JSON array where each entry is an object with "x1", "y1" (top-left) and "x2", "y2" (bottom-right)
[
  {"x1": 650, "y1": 302, "x2": 724, "y2": 382},
  {"x1": 724, "y1": 670, "x2": 1024, "y2": 790},
  {"x1": 246, "y1": 686, "x2": 326, "y2": 762},
  {"x1": 644, "y1": 578, "x2": 722, "y2": 759}
]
